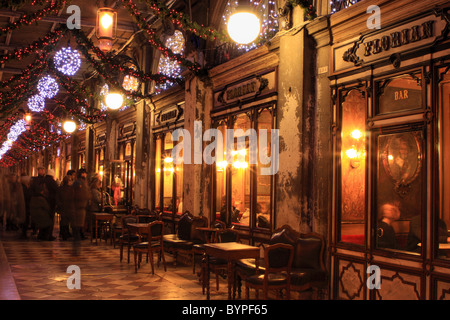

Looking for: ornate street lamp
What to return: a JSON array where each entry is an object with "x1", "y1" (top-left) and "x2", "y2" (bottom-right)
[{"x1": 96, "y1": 8, "x2": 117, "y2": 52}]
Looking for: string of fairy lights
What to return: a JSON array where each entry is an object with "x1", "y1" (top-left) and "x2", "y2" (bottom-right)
[{"x1": 0, "y1": 0, "x2": 318, "y2": 166}]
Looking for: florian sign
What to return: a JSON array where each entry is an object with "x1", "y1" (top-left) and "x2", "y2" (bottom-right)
[
  {"x1": 155, "y1": 103, "x2": 184, "y2": 126},
  {"x1": 214, "y1": 70, "x2": 276, "y2": 108},
  {"x1": 334, "y1": 10, "x2": 449, "y2": 72}
]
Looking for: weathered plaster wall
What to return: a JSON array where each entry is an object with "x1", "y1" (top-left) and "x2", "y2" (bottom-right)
[{"x1": 276, "y1": 7, "x2": 317, "y2": 233}]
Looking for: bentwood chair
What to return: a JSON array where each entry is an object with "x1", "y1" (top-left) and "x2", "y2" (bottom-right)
[
  {"x1": 133, "y1": 221, "x2": 167, "y2": 274},
  {"x1": 245, "y1": 243, "x2": 294, "y2": 300},
  {"x1": 118, "y1": 215, "x2": 139, "y2": 263}
]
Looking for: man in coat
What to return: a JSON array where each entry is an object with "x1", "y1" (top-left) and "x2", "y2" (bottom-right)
[{"x1": 72, "y1": 168, "x2": 90, "y2": 241}]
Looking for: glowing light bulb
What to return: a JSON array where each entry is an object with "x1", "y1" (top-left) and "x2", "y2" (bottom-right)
[
  {"x1": 345, "y1": 148, "x2": 358, "y2": 159},
  {"x1": 350, "y1": 129, "x2": 363, "y2": 140},
  {"x1": 100, "y1": 13, "x2": 113, "y2": 29},
  {"x1": 227, "y1": 12, "x2": 260, "y2": 44},
  {"x1": 63, "y1": 120, "x2": 76, "y2": 133},
  {"x1": 105, "y1": 93, "x2": 123, "y2": 110}
]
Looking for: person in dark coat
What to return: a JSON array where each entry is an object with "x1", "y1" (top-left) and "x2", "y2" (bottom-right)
[
  {"x1": 56, "y1": 175, "x2": 75, "y2": 240},
  {"x1": 72, "y1": 168, "x2": 90, "y2": 241},
  {"x1": 44, "y1": 169, "x2": 58, "y2": 240},
  {"x1": 30, "y1": 182, "x2": 52, "y2": 241},
  {"x1": 20, "y1": 174, "x2": 32, "y2": 239},
  {"x1": 6, "y1": 173, "x2": 25, "y2": 232}
]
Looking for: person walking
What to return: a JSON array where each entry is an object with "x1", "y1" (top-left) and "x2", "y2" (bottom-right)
[
  {"x1": 72, "y1": 168, "x2": 90, "y2": 241},
  {"x1": 7, "y1": 173, "x2": 25, "y2": 233},
  {"x1": 30, "y1": 182, "x2": 52, "y2": 241},
  {"x1": 56, "y1": 175, "x2": 75, "y2": 241},
  {"x1": 20, "y1": 174, "x2": 32, "y2": 239},
  {"x1": 44, "y1": 169, "x2": 58, "y2": 241}
]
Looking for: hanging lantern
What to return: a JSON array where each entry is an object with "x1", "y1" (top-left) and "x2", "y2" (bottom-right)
[
  {"x1": 23, "y1": 113, "x2": 32, "y2": 123},
  {"x1": 96, "y1": 8, "x2": 117, "y2": 52},
  {"x1": 105, "y1": 92, "x2": 123, "y2": 110},
  {"x1": 227, "y1": 1, "x2": 261, "y2": 44},
  {"x1": 122, "y1": 74, "x2": 140, "y2": 92},
  {"x1": 63, "y1": 119, "x2": 77, "y2": 134}
]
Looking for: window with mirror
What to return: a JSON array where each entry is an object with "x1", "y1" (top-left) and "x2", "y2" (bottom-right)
[
  {"x1": 338, "y1": 88, "x2": 367, "y2": 246},
  {"x1": 375, "y1": 129, "x2": 424, "y2": 254},
  {"x1": 213, "y1": 104, "x2": 275, "y2": 231},
  {"x1": 337, "y1": 73, "x2": 428, "y2": 256},
  {"x1": 154, "y1": 130, "x2": 184, "y2": 216}
]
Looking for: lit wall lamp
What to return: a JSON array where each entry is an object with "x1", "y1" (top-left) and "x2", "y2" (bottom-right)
[
  {"x1": 345, "y1": 129, "x2": 366, "y2": 169},
  {"x1": 96, "y1": 8, "x2": 117, "y2": 52},
  {"x1": 227, "y1": 0, "x2": 261, "y2": 44}
]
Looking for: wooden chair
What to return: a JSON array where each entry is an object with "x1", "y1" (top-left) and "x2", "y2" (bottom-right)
[
  {"x1": 133, "y1": 221, "x2": 167, "y2": 274},
  {"x1": 245, "y1": 243, "x2": 294, "y2": 300},
  {"x1": 118, "y1": 215, "x2": 139, "y2": 263}
]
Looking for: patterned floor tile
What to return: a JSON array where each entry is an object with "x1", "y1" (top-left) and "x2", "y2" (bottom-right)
[{"x1": 0, "y1": 229, "x2": 231, "y2": 300}]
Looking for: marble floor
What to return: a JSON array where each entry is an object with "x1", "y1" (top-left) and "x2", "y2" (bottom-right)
[{"x1": 0, "y1": 228, "x2": 230, "y2": 300}]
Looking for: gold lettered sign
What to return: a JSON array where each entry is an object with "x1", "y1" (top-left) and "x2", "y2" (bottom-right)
[
  {"x1": 214, "y1": 71, "x2": 276, "y2": 108},
  {"x1": 155, "y1": 103, "x2": 184, "y2": 126},
  {"x1": 335, "y1": 10, "x2": 448, "y2": 72}
]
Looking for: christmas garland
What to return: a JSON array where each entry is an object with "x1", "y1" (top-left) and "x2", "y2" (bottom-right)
[
  {"x1": 287, "y1": 0, "x2": 317, "y2": 20},
  {"x1": 0, "y1": 0, "x2": 66, "y2": 37},
  {"x1": 138, "y1": 0, "x2": 229, "y2": 42},
  {"x1": 121, "y1": 0, "x2": 202, "y2": 75}
]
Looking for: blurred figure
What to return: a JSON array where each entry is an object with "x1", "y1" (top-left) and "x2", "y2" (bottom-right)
[
  {"x1": 377, "y1": 203, "x2": 401, "y2": 249},
  {"x1": 57, "y1": 175, "x2": 75, "y2": 241},
  {"x1": 20, "y1": 174, "x2": 32, "y2": 239},
  {"x1": 66, "y1": 169, "x2": 76, "y2": 181},
  {"x1": 112, "y1": 176, "x2": 122, "y2": 206},
  {"x1": 44, "y1": 169, "x2": 58, "y2": 241},
  {"x1": 72, "y1": 168, "x2": 90, "y2": 241},
  {"x1": 7, "y1": 173, "x2": 25, "y2": 232},
  {"x1": 30, "y1": 182, "x2": 52, "y2": 241},
  {"x1": 87, "y1": 177, "x2": 102, "y2": 235}
]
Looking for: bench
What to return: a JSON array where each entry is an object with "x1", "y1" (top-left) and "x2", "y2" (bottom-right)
[
  {"x1": 163, "y1": 211, "x2": 208, "y2": 266},
  {"x1": 235, "y1": 225, "x2": 328, "y2": 299}
]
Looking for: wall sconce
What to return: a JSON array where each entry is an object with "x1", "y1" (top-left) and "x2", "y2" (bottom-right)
[
  {"x1": 345, "y1": 129, "x2": 366, "y2": 169},
  {"x1": 227, "y1": 0, "x2": 261, "y2": 44},
  {"x1": 96, "y1": 8, "x2": 117, "y2": 52}
]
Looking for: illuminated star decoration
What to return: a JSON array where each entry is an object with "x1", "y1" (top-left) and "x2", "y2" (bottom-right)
[
  {"x1": 53, "y1": 47, "x2": 82, "y2": 76},
  {"x1": 27, "y1": 94, "x2": 46, "y2": 112},
  {"x1": 37, "y1": 75, "x2": 59, "y2": 99}
]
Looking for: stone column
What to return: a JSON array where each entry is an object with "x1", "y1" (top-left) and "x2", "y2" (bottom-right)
[
  {"x1": 276, "y1": 6, "x2": 316, "y2": 233},
  {"x1": 183, "y1": 75, "x2": 213, "y2": 218}
]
